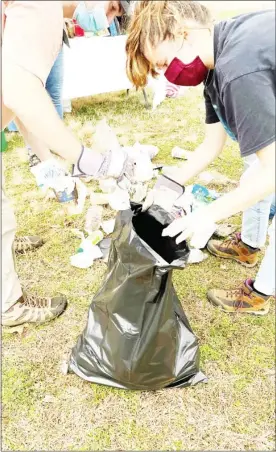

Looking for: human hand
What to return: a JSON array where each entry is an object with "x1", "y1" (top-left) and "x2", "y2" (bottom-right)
[{"x1": 162, "y1": 208, "x2": 217, "y2": 249}]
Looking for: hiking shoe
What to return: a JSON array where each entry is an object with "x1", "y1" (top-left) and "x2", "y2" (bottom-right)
[
  {"x1": 2, "y1": 292, "x2": 67, "y2": 327},
  {"x1": 207, "y1": 279, "x2": 271, "y2": 316},
  {"x1": 207, "y1": 233, "x2": 259, "y2": 267},
  {"x1": 14, "y1": 236, "x2": 44, "y2": 254},
  {"x1": 29, "y1": 153, "x2": 41, "y2": 168}
]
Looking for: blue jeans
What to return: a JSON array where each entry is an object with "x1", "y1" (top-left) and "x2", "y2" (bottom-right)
[
  {"x1": 45, "y1": 47, "x2": 64, "y2": 119},
  {"x1": 8, "y1": 47, "x2": 64, "y2": 132},
  {"x1": 241, "y1": 155, "x2": 275, "y2": 295}
]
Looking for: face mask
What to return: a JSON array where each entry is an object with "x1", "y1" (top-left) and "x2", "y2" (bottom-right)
[
  {"x1": 73, "y1": 1, "x2": 109, "y2": 33},
  {"x1": 165, "y1": 56, "x2": 209, "y2": 86}
]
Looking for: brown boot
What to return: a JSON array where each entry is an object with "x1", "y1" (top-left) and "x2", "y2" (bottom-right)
[
  {"x1": 2, "y1": 292, "x2": 67, "y2": 327},
  {"x1": 14, "y1": 236, "x2": 44, "y2": 254},
  {"x1": 207, "y1": 279, "x2": 272, "y2": 316},
  {"x1": 207, "y1": 233, "x2": 259, "y2": 267}
]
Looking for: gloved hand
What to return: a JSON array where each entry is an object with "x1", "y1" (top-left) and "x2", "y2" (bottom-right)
[
  {"x1": 30, "y1": 158, "x2": 69, "y2": 189},
  {"x1": 162, "y1": 207, "x2": 217, "y2": 249},
  {"x1": 30, "y1": 158, "x2": 86, "y2": 210},
  {"x1": 72, "y1": 146, "x2": 153, "y2": 183}
]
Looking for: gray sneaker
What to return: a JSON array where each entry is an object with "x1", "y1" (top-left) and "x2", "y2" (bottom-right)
[
  {"x1": 2, "y1": 292, "x2": 67, "y2": 327},
  {"x1": 29, "y1": 153, "x2": 41, "y2": 168}
]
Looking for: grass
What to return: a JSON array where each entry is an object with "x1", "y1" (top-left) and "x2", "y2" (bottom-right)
[{"x1": 2, "y1": 40, "x2": 275, "y2": 452}]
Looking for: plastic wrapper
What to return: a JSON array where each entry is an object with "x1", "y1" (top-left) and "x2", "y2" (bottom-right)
[
  {"x1": 93, "y1": 119, "x2": 120, "y2": 153},
  {"x1": 171, "y1": 147, "x2": 193, "y2": 160},
  {"x1": 69, "y1": 203, "x2": 206, "y2": 390},
  {"x1": 108, "y1": 186, "x2": 130, "y2": 211}
]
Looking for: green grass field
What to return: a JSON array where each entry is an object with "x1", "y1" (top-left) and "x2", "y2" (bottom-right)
[{"x1": 2, "y1": 84, "x2": 275, "y2": 451}]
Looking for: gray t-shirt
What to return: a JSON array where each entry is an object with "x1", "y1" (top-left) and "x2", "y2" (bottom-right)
[{"x1": 204, "y1": 10, "x2": 275, "y2": 157}]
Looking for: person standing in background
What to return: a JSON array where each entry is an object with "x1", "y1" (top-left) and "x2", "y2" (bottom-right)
[{"x1": 2, "y1": 0, "x2": 140, "y2": 328}]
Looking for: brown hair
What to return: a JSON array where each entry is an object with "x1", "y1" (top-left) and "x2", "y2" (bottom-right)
[{"x1": 126, "y1": 0, "x2": 212, "y2": 87}]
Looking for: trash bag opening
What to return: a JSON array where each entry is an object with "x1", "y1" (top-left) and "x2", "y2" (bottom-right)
[{"x1": 131, "y1": 203, "x2": 189, "y2": 264}]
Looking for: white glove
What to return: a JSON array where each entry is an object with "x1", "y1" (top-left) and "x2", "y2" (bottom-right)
[
  {"x1": 30, "y1": 158, "x2": 69, "y2": 189},
  {"x1": 162, "y1": 208, "x2": 217, "y2": 249}
]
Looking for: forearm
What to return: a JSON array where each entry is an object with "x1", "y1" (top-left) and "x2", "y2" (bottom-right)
[
  {"x1": 3, "y1": 63, "x2": 81, "y2": 163},
  {"x1": 175, "y1": 141, "x2": 220, "y2": 185},
  {"x1": 15, "y1": 118, "x2": 52, "y2": 161},
  {"x1": 206, "y1": 159, "x2": 275, "y2": 223},
  {"x1": 174, "y1": 122, "x2": 227, "y2": 185}
]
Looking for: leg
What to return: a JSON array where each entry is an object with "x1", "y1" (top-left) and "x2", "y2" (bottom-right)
[
  {"x1": 254, "y1": 217, "x2": 275, "y2": 296},
  {"x1": 45, "y1": 47, "x2": 64, "y2": 120},
  {"x1": 1, "y1": 159, "x2": 67, "y2": 327},
  {"x1": 2, "y1": 167, "x2": 22, "y2": 314},
  {"x1": 241, "y1": 155, "x2": 273, "y2": 248},
  {"x1": 207, "y1": 155, "x2": 272, "y2": 267},
  {"x1": 2, "y1": 1, "x2": 81, "y2": 163}
]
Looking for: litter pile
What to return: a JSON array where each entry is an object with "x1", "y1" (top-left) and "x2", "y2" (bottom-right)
[{"x1": 30, "y1": 121, "x2": 233, "y2": 270}]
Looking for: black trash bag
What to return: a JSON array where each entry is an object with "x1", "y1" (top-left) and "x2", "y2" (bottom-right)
[{"x1": 69, "y1": 203, "x2": 207, "y2": 390}]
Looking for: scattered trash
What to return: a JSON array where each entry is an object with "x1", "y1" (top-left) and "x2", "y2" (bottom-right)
[
  {"x1": 108, "y1": 186, "x2": 130, "y2": 211},
  {"x1": 60, "y1": 360, "x2": 69, "y2": 375},
  {"x1": 129, "y1": 182, "x2": 148, "y2": 203},
  {"x1": 93, "y1": 118, "x2": 120, "y2": 153},
  {"x1": 90, "y1": 192, "x2": 109, "y2": 205},
  {"x1": 142, "y1": 175, "x2": 185, "y2": 214},
  {"x1": 70, "y1": 245, "x2": 103, "y2": 269},
  {"x1": 117, "y1": 175, "x2": 132, "y2": 192},
  {"x1": 172, "y1": 147, "x2": 193, "y2": 160},
  {"x1": 85, "y1": 206, "x2": 103, "y2": 234},
  {"x1": 101, "y1": 219, "x2": 115, "y2": 235},
  {"x1": 70, "y1": 232, "x2": 103, "y2": 269},
  {"x1": 133, "y1": 142, "x2": 159, "y2": 160},
  {"x1": 99, "y1": 178, "x2": 117, "y2": 194},
  {"x1": 192, "y1": 184, "x2": 220, "y2": 206},
  {"x1": 187, "y1": 249, "x2": 209, "y2": 264},
  {"x1": 88, "y1": 231, "x2": 104, "y2": 246},
  {"x1": 132, "y1": 152, "x2": 154, "y2": 182},
  {"x1": 67, "y1": 178, "x2": 87, "y2": 215}
]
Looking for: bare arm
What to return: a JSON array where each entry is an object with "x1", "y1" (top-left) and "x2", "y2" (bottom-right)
[
  {"x1": 171, "y1": 122, "x2": 227, "y2": 185},
  {"x1": 206, "y1": 142, "x2": 275, "y2": 223}
]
